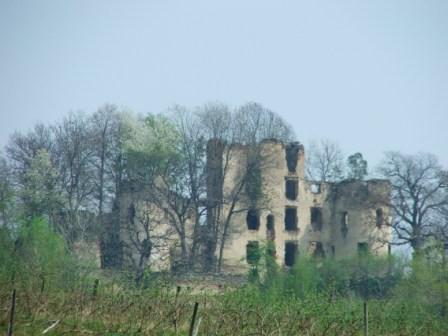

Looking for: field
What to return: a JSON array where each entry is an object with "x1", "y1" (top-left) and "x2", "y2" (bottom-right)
[{"x1": 1, "y1": 221, "x2": 447, "y2": 335}]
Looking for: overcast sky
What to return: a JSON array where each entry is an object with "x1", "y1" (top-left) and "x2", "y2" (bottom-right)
[{"x1": 1, "y1": 0, "x2": 447, "y2": 168}]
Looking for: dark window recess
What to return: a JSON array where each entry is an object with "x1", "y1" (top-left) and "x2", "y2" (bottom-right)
[
  {"x1": 311, "y1": 207, "x2": 323, "y2": 231},
  {"x1": 246, "y1": 241, "x2": 260, "y2": 265},
  {"x1": 266, "y1": 214, "x2": 275, "y2": 240},
  {"x1": 285, "y1": 142, "x2": 301, "y2": 173},
  {"x1": 284, "y1": 207, "x2": 298, "y2": 231},
  {"x1": 285, "y1": 241, "x2": 298, "y2": 266},
  {"x1": 246, "y1": 209, "x2": 260, "y2": 230},
  {"x1": 267, "y1": 214, "x2": 275, "y2": 231},
  {"x1": 341, "y1": 211, "x2": 348, "y2": 238},
  {"x1": 358, "y1": 242, "x2": 369, "y2": 256},
  {"x1": 376, "y1": 208, "x2": 384, "y2": 228},
  {"x1": 285, "y1": 179, "x2": 298, "y2": 200},
  {"x1": 310, "y1": 241, "x2": 325, "y2": 258},
  {"x1": 128, "y1": 203, "x2": 136, "y2": 225}
]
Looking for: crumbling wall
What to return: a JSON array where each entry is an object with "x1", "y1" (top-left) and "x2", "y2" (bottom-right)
[
  {"x1": 327, "y1": 179, "x2": 391, "y2": 258},
  {"x1": 217, "y1": 139, "x2": 308, "y2": 273},
  {"x1": 211, "y1": 139, "x2": 392, "y2": 274}
]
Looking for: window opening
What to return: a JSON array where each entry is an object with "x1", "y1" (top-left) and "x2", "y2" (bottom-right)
[
  {"x1": 311, "y1": 207, "x2": 323, "y2": 231},
  {"x1": 246, "y1": 209, "x2": 260, "y2": 230},
  {"x1": 310, "y1": 183, "x2": 321, "y2": 194},
  {"x1": 284, "y1": 207, "x2": 298, "y2": 231},
  {"x1": 310, "y1": 241, "x2": 325, "y2": 258},
  {"x1": 284, "y1": 241, "x2": 298, "y2": 266},
  {"x1": 285, "y1": 143, "x2": 300, "y2": 173},
  {"x1": 376, "y1": 208, "x2": 384, "y2": 228},
  {"x1": 285, "y1": 179, "x2": 298, "y2": 200},
  {"x1": 266, "y1": 214, "x2": 275, "y2": 240},
  {"x1": 357, "y1": 242, "x2": 369, "y2": 257}
]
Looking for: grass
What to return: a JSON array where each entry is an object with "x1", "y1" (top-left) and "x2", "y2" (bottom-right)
[{"x1": 1, "y1": 270, "x2": 447, "y2": 335}]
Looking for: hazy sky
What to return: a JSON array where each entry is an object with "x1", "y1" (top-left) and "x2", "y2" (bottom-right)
[{"x1": 1, "y1": 0, "x2": 447, "y2": 168}]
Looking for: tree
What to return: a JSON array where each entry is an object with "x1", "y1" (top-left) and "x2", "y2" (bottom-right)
[
  {"x1": 53, "y1": 112, "x2": 95, "y2": 242},
  {"x1": 233, "y1": 102, "x2": 295, "y2": 144},
  {"x1": 121, "y1": 199, "x2": 175, "y2": 284},
  {"x1": 20, "y1": 149, "x2": 61, "y2": 223},
  {"x1": 122, "y1": 112, "x2": 191, "y2": 268},
  {"x1": 306, "y1": 139, "x2": 344, "y2": 182},
  {"x1": 89, "y1": 105, "x2": 121, "y2": 220},
  {"x1": 165, "y1": 105, "x2": 208, "y2": 267},
  {"x1": 378, "y1": 152, "x2": 448, "y2": 255},
  {"x1": 347, "y1": 152, "x2": 368, "y2": 180},
  {"x1": 0, "y1": 153, "x2": 14, "y2": 228},
  {"x1": 6, "y1": 123, "x2": 55, "y2": 191}
]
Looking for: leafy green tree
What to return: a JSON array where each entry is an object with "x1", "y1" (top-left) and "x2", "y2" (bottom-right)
[
  {"x1": 20, "y1": 150, "x2": 61, "y2": 225},
  {"x1": 0, "y1": 152, "x2": 14, "y2": 227},
  {"x1": 124, "y1": 113, "x2": 180, "y2": 182},
  {"x1": 347, "y1": 152, "x2": 368, "y2": 180},
  {"x1": 1, "y1": 217, "x2": 77, "y2": 290}
]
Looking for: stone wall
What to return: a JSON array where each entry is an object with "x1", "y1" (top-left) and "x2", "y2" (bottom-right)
[{"x1": 209, "y1": 139, "x2": 392, "y2": 274}]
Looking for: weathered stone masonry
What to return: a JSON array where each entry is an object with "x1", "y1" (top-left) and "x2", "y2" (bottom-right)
[
  {"x1": 116, "y1": 138, "x2": 391, "y2": 273},
  {"x1": 208, "y1": 139, "x2": 391, "y2": 273}
]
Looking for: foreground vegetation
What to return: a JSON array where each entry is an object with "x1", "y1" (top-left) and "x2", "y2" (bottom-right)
[{"x1": 1, "y1": 220, "x2": 447, "y2": 335}]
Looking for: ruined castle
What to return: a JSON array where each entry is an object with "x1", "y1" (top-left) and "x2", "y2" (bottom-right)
[
  {"x1": 118, "y1": 139, "x2": 391, "y2": 273},
  {"x1": 206, "y1": 139, "x2": 391, "y2": 273}
]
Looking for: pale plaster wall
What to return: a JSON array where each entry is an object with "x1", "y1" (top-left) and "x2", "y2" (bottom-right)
[
  {"x1": 119, "y1": 187, "x2": 180, "y2": 272},
  {"x1": 118, "y1": 139, "x2": 392, "y2": 274},
  {"x1": 215, "y1": 140, "x2": 392, "y2": 274}
]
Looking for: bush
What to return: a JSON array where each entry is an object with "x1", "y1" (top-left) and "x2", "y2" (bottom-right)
[{"x1": 0, "y1": 217, "x2": 80, "y2": 292}]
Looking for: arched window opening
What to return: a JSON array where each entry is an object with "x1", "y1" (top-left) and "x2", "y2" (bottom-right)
[{"x1": 376, "y1": 208, "x2": 384, "y2": 228}]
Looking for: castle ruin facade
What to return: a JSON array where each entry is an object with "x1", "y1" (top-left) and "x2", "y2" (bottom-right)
[
  {"x1": 207, "y1": 139, "x2": 391, "y2": 273},
  {"x1": 117, "y1": 138, "x2": 392, "y2": 273}
]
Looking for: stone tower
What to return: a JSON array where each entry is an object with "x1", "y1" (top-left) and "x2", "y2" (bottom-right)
[{"x1": 207, "y1": 139, "x2": 391, "y2": 273}]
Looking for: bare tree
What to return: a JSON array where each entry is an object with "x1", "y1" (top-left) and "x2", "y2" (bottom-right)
[
  {"x1": 90, "y1": 105, "x2": 120, "y2": 218},
  {"x1": 233, "y1": 102, "x2": 295, "y2": 144},
  {"x1": 122, "y1": 199, "x2": 176, "y2": 284},
  {"x1": 378, "y1": 151, "x2": 448, "y2": 255},
  {"x1": 53, "y1": 112, "x2": 95, "y2": 242},
  {"x1": 306, "y1": 139, "x2": 344, "y2": 182},
  {"x1": 168, "y1": 106, "x2": 208, "y2": 266},
  {"x1": 5, "y1": 124, "x2": 58, "y2": 225},
  {"x1": 6, "y1": 123, "x2": 55, "y2": 187}
]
